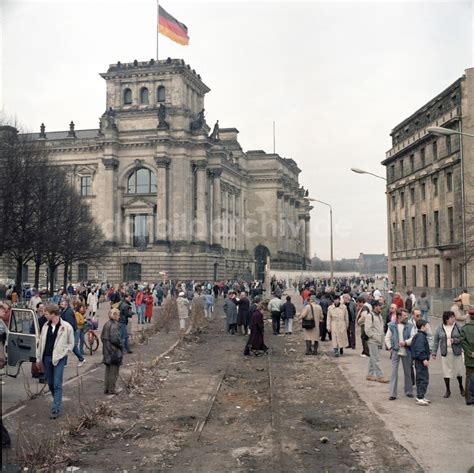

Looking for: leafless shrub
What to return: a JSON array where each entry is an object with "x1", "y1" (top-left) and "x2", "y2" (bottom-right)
[
  {"x1": 121, "y1": 357, "x2": 147, "y2": 392},
  {"x1": 157, "y1": 298, "x2": 178, "y2": 333},
  {"x1": 190, "y1": 297, "x2": 207, "y2": 333},
  {"x1": 16, "y1": 428, "x2": 71, "y2": 471}
]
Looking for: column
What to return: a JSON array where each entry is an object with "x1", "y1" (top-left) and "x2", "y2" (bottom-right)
[
  {"x1": 299, "y1": 215, "x2": 306, "y2": 266},
  {"x1": 193, "y1": 160, "x2": 208, "y2": 243},
  {"x1": 212, "y1": 169, "x2": 222, "y2": 246},
  {"x1": 305, "y1": 216, "x2": 311, "y2": 260},
  {"x1": 276, "y1": 192, "x2": 284, "y2": 255},
  {"x1": 289, "y1": 198, "x2": 296, "y2": 254},
  {"x1": 101, "y1": 157, "x2": 119, "y2": 244},
  {"x1": 231, "y1": 191, "x2": 236, "y2": 250},
  {"x1": 283, "y1": 195, "x2": 290, "y2": 252},
  {"x1": 155, "y1": 157, "x2": 170, "y2": 242},
  {"x1": 235, "y1": 190, "x2": 242, "y2": 251}
]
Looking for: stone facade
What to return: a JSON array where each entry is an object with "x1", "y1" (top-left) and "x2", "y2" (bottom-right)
[
  {"x1": 382, "y1": 67, "x2": 474, "y2": 294},
  {"x1": 1, "y1": 58, "x2": 312, "y2": 284}
]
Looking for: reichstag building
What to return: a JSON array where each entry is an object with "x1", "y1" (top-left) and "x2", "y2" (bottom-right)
[{"x1": 8, "y1": 58, "x2": 312, "y2": 283}]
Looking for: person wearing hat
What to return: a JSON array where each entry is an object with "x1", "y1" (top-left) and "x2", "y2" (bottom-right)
[
  {"x1": 327, "y1": 295, "x2": 349, "y2": 357},
  {"x1": 460, "y1": 309, "x2": 474, "y2": 404},
  {"x1": 450, "y1": 298, "x2": 468, "y2": 326},
  {"x1": 176, "y1": 292, "x2": 190, "y2": 331}
]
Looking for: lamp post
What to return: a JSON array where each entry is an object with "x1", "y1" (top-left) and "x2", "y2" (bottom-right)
[
  {"x1": 428, "y1": 125, "x2": 471, "y2": 287},
  {"x1": 308, "y1": 198, "x2": 333, "y2": 286},
  {"x1": 350, "y1": 167, "x2": 387, "y2": 181}
]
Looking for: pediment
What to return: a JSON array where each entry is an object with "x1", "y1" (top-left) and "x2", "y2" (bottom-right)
[
  {"x1": 76, "y1": 164, "x2": 98, "y2": 177},
  {"x1": 122, "y1": 196, "x2": 155, "y2": 212}
]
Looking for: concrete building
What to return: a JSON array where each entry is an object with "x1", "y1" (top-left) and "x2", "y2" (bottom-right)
[
  {"x1": 1, "y1": 58, "x2": 312, "y2": 284},
  {"x1": 382, "y1": 67, "x2": 474, "y2": 296}
]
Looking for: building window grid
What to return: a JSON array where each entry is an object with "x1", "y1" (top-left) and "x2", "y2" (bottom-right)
[
  {"x1": 127, "y1": 168, "x2": 157, "y2": 194},
  {"x1": 423, "y1": 265, "x2": 428, "y2": 287},
  {"x1": 400, "y1": 191, "x2": 405, "y2": 208},
  {"x1": 411, "y1": 216, "x2": 416, "y2": 247},
  {"x1": 410, "y1": 154, "x2": 415, "y2": 173},
  {"x1": 80, "y1": 176, "x2": 92, "y2": 196},
  {"x1": 433, "y1": 176, "x2": 438, "y2": 197},
  {"x1": 421, "y1": 182, "x2": 426, "y2": 200},
  {"x1": 446, "y1": 135, "x2": 452, "y2": 155},
  {"x1": 123, "y1": 88, "x2": 132, "y2": 105},
  {"x1": 402, "y1": 266, "x2": 407, "y2": 286},
  {"x1": 412, "y1": 266, "x2": 417, "y2": 287},
  {"x1": 446, "y1": 171, "x2": 453, "y2": 192},
  {"x1": 420, "y1": 147, "x2": 426, "y2": 167},
  {"x1": 448, "y1": 207, "x2": 454, "y2": 243},
  {"x1": 432, "y1": 140, "x2": 438, "y2": 160},
  {"x1": 435, "y1": 264, "x2": 441, "y2": 288},
  {"x1": 422, "y1": 214, "x2": 427, "y2": 247},
  {"x1": 401, "y1": 219, "x2": 406, "y2": 248},
  {"x1": 410, "y1": 187, "x2": 415, "y2": 204},
  {"x1": 434, "y1": 211, "x2": 440, "y2": 245}
]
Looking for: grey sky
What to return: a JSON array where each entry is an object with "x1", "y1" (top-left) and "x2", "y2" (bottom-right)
[{"x1": 1, "y1": 0, "x2": 473, "y2": 259}]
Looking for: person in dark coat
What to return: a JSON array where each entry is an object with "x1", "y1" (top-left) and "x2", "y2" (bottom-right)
[
  {"x1": 281, "y1": 295, "x2": 296, "y2": 335},
  {"x1": 223, "y1": 291, "x2": 238, "y2": 334},
  {"x1": 101, "y1": 308, "x2": 123, "y2": 395},
  {"x1": 236, "y1": 292, "x2": 251, "y2": 335},
  {"x1": 244, "y1": 302, "x2": 268, "y2": 355},
  {"x1": 319, "y1": 293, "x2": 331, "y2": 341}
]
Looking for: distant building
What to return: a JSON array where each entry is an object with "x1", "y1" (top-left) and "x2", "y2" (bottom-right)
[
  {"x1": 0, "y1": 58, "x2": 312, "y2": 284},
  {"x1": 382, "y1": 67, "x2": 474, "y2": 293},
  {"x1": 358, "y1": 253, "x2": 388, "y2": 274}
]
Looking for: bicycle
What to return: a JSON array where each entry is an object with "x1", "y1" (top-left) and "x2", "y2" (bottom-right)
[{"x1": 84, "y1": 319, "x2": 100, "y2": 356}]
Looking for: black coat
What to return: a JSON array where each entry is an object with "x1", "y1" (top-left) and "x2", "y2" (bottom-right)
[
  {"x1": 101, "y1": 320, "x2": 123, "y2": 365},
  {"x1": 281, "y1": 301, "x2": 296, "y2": 319},
  {"x1": 236, "y1": 298, "x2": 251, "y2": 326}
]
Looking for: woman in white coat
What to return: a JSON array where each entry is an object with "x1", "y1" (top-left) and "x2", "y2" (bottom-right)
[
  {"x1": 327, "y1": 295, "x2": 349, "y2": 357},
  {"x1": 87, "y1": 288, "x2": 99, "y2": 318}
]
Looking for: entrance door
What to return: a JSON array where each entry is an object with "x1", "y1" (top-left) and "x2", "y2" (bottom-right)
[{"x1": 254, "y1": 245, "x2": 270, "y2": 282}]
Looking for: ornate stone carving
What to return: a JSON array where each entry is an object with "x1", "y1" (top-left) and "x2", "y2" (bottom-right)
[
  {"x1": 209, "y1": 120, "x2": 220, "y2": 141},
  {"x1": 39, "y1": 123, "x2": 46, "y2": 139},
  {"x1": 277, "y1": 191, "x2": 284, "y2": 199},
  {"x1": 191, "y1": 108, "x2": 205, "y2": 131},
  {"x1": 67, "y1": 121, "x2": 76, "y2": 138},
  {"x1": 192, "y1": 159, "x2": 207, "y2": 170},
  {"x1": 157, "y1": 104, "x2": 169, "y2": 130},
  {"x1": 209, "y1": 168, "x2": 222, "y2": 178},
  {"x1": 102, "y1": 157, "x2": 119, "y2": 170},
  {"x1": 155, "y1": 156, "x2": 171, "y2": 168}
]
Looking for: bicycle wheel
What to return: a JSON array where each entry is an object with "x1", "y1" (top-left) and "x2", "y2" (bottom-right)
[{"x1": 90, "y1": 331, "x2": 100, "y2": 352}]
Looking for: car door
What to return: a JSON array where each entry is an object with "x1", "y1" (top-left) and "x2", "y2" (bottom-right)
[{"x1": 5, "y1": 308, "x2": 40, "y2": 377}]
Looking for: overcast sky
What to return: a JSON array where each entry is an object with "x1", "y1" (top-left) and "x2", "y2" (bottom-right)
[{"x1": 1, "y1": 0, "x2": 473, "y2": 259}]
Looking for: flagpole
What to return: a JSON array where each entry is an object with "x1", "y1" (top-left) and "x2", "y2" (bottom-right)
[{"x1": 156, "y1": 0, "x2": 159, "y2": 60}]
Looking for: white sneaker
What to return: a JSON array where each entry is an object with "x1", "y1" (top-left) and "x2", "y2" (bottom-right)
[
  {"x1": 416, "y1": 398, "x2": 429, "y2": 406},
  {"x1": 77, "y1": 360, "x2": 86, "y2": 367},
  {"x1": 422, "y1": 397, "x2": 431, "y2": 403}
]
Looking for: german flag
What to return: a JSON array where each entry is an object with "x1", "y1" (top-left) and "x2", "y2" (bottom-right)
[{"x1": 158, "y1": 5, "x2": 189, "y2": 46}]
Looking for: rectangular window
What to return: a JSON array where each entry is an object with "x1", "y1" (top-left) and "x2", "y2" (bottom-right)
[
  {"x1": 410, "y1": 154, "x2": 415, "y2": 173},
  {"x1": 400, "y1": 159, "x2": 404, "y2": 176},
  {"x1": 400, "y1": 191, "x2": 405, "y2": 208},
  {"x1": 391, "y1": 194, "x2": 396, "y2": 210},
  {"x1": 401, "y1": 219, "x2": 406, "y2": 248},
  {"x1": 78, "y1": 263, "x2": 88, "y2": 281},
  {"x1": 421, "y1": 182, "x2": 426, "y2": 200},
  {"x1": 422, "y1": 214, "x2": 427, "y2": 247},
  {"x1": 433, "y1": 176, "x2": 438, "y2": 197},
  {"x1": 390, "y1": 164, "x2": 395, "y2": 181},
  {"x1": 420, "y1": 147, "x2": 426, "y2": 167},
  {"x1": 412, "y1": 265, "x2": 417, "y2": 287},
  {"x1": 432, "y1": 140, "x2": 438, "y2": 160},
  {"x1": 412, "y1": 216, "x2": 416, "y2": 246},
  {"x1": 435, "y1": 264, "x2": 441, "y2": 288},
  {"x1": 392, "y1": 222, "x2": 397, "y2": 251},
  {"x1": 446, "y1": 135, "x2": 452, "y2": 155},
  {"x1": 392, "y1": 266, "x2": 397, "y2": 286},
  {"x1": 80, "y1": 176, "x2": 92, "y2": 196},
  {"x1": 410, "y1": 187, "x2": 415, "y2": 204},
  {"x1": 423, "y1": 265, "x2": 428, "y2": 287},
  {"x1": 434, "y1": 210, "x2": 440, "y2": 245},
  {"x1": 448, "y1": 207, "x2": 454, "y2": 243},
  {"x1": 446, "y1": 171, "x2": 452, "y2": 192},
  {"x1": 402, "y1": 266, "x2": 407, "y2": 286},
  {"x1": 132, "y1": 214, "x2": 149, "y2": 247}
]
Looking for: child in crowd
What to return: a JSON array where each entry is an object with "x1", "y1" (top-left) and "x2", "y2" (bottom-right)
[{"x1": 411, "y1": 319, "x2": 431, "y2": 406}]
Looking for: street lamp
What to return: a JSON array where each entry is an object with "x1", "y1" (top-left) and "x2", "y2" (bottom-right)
[
  {"x1": 427, "y1": 125, "x2": 472, "y2": 287},
  {"x1": 426, "y1": 126, "x2": 474, "y2": 138},
  {"x1": 350, "y1": 167, "x2": 387, "y2": 181},
  {"x1": 308, "y1": 198, "x2": 333, "y2": 286}
]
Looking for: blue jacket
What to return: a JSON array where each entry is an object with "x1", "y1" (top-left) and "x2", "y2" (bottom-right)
[
  {"x1": 60, "y1": 306, "x2": 77, "y2": 331},
  {"x1": 411, "y1": 331, "x2": 430, "y2": 361},
  {"x1": 387, "y1": 322, "x2": 415, "y2": 353}
]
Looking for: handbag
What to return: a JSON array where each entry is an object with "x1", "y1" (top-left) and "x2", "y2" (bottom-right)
[
  {"x1": 302, "y1": 305, "x2": 316, "y2": 330},
  {"x1": 31, "y1": 361, "x2": 45, "y2": 377}
]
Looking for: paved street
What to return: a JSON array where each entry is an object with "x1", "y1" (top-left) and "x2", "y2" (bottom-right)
[{"x1": 1, "y1": 290, "x2": 473, "y2": 472}]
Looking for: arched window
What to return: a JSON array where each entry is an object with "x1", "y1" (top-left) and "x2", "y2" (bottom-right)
[
  {"x1": 157, "y1": 86, "x2": 166, "y2": 103},
  {"x1": 123, "y1": 88, "x2": 132, "y2": 105},
  {"x1": 127, "y1": 168, "x2": 157, "y2": 194},
  {"x1": 140, "y1": 87, "x2": 149, "y2": 104},
  {"x1": 78, "y1": 263, "x2": 88, "y2": 281}
]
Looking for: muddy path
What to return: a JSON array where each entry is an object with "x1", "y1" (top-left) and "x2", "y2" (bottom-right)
[{"x1": 64, "y1": 304, "x2": 422, "y2": 473}]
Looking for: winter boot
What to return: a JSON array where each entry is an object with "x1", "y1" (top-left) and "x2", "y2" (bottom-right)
[
  {"x1": 333, "y1": 348, "x2": 340, "y2": 358},
  {"x1": 305, "y1": 340, "x2": 312, "y2": 355},
  {"x1": 443, "y1": 378, "x2": 451, "y2": 398},
  {"x1": 457, "y1": 376, "x2": 465, "y2": 396},
  {"x1": 312, "y1": 341, "x2": 319, "y2": 356}
]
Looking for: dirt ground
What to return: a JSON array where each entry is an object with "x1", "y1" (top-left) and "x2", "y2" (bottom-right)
[{"x1": 3, "y1": 302, "x2": 423, "y2": 472}]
